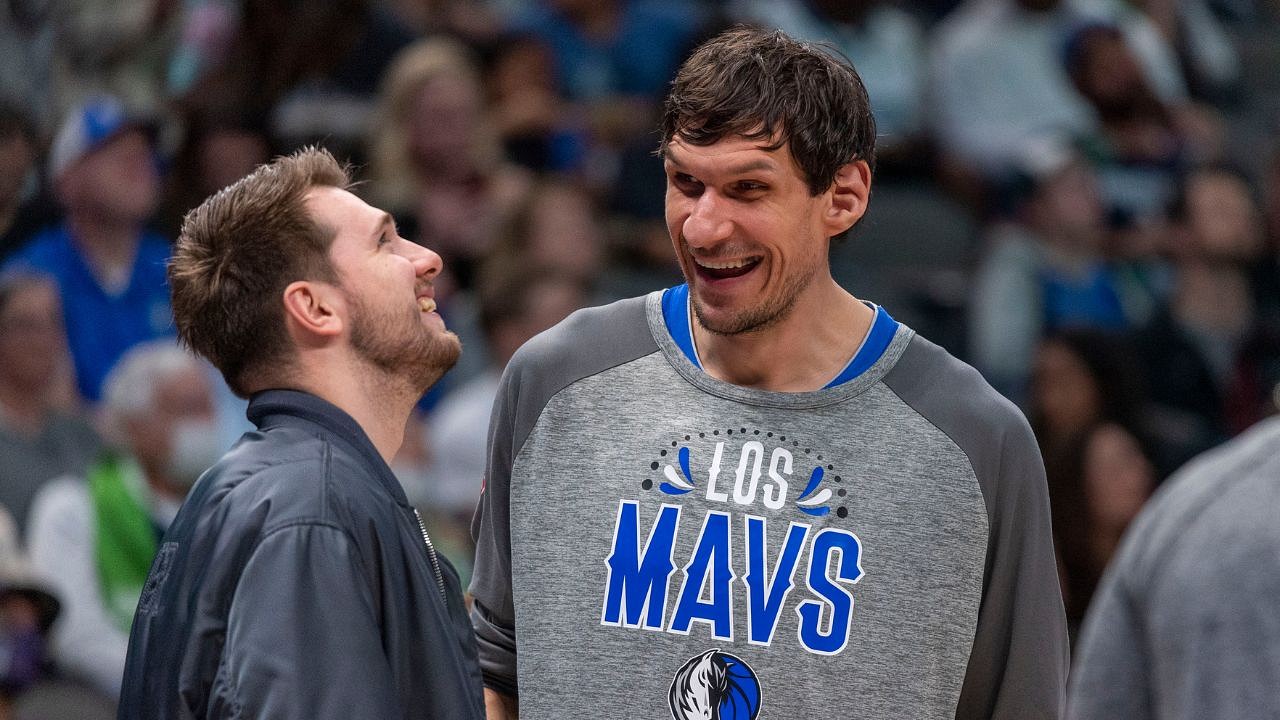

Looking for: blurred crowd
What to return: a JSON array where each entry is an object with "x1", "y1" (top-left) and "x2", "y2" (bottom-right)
[{"x1": 1, "y1": 0, "x2": 1279, "y2": 716}]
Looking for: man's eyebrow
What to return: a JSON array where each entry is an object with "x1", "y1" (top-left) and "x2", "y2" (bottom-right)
[
  {"x1": 369, "y1": 212, "x2": 396, "y2": 241},
  {"x1": 663, "y1": 147, "x2": 778, "y2": 176}
]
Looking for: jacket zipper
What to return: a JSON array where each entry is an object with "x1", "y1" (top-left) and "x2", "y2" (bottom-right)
[{"x1": 413, "y1": 508, "x2": 447, "y2": 602}]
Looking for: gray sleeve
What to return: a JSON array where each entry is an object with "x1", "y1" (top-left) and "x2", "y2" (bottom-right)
[
  {"x1": 884, "y1": 337, "x2": 1068, "y2": 720},
  {"x1": 219, "y1": 523, "x2": 401, "y2": 719},
  {"x1": 1067, "y1": 569, "x2": 1153, "y2": 720},
  {"x1": 468, "y1": 296, "x2": 658, "y2": 698},
  {"x1": 469, "y1": 361, "x2": 521, "y2": 697}
]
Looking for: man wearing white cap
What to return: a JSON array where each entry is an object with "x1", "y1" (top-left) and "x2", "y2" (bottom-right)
[{"x1": 3, "y1": 95, "x2": 172, "y2": 403}]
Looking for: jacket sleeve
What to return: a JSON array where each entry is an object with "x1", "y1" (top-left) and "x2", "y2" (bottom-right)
[
  {"x1": 955, "y1": 413, "x2": 1069, "y2": 720},
  {"x1": 469, "y1": 361, "x2": 521, "y2": 698},
  {"x1": 218, "y1": 522, "x2": 401, "y2": 719}
]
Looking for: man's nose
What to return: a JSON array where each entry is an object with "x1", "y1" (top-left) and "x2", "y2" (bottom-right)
[
  {"x1": 682, "y1": 192, "x2": 733, "y2": 247},
  {"x1": 404, "y1": 239, "x2": 444, "y2": 279}
]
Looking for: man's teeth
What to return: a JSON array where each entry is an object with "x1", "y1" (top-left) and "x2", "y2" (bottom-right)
[
  {"x1": 418, "y1": 297, "x2": 436, "y2": 313},
  {"x1": 697, "y1": 258, "x2": 756, "y2": 270}
]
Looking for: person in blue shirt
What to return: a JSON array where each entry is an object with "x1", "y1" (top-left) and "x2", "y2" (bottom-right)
[{"x1": 4, "y1": 96, "x2": 172, "y2": 403}]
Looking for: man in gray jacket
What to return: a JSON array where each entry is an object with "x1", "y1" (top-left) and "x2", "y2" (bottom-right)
[{"x1": 117, "y1": 147, "x2": 484, "y2": 719}]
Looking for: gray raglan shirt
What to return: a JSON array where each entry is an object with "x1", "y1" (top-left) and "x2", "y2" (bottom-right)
[
  {"x1": 1068, "y1": 416, "x2": 1280, "y2": 720},
  {"x1": 471, "y1": 291, "x2": 1067, "y2": 719}
]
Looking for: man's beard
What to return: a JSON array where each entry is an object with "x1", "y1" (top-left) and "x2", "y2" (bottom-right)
[
  {"x1": 346, "y1": 290, "x2": 461, "y2": 393},
  {"x1": 686, "y1": 242, "x2": 819, "y2": 337}
]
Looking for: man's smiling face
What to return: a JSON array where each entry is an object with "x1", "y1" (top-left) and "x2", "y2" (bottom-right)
[{"x1": 663, "y1": 133, "x2": 833, "y2": 336}]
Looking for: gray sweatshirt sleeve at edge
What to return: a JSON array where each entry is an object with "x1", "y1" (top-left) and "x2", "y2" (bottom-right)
[{"x1": 884, "y1": 336, "x2": 1069, "y2": 720}]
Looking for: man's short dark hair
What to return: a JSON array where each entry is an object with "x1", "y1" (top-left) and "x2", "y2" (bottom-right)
[
  {"x1": 168, "y1": 147, "x2": 349, "y2": 396},
  {"x1": 660, "y1": 25, "x2": 877, "y2": 195}
]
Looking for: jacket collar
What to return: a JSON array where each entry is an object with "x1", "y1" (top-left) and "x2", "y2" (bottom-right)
[{"x1": 246, "y1": 389, "x2": 412, "y2": 508}]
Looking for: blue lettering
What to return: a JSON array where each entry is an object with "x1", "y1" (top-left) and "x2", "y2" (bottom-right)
[
  {"x1": 796, "y1": 528, "x2": 865, "y2": 655},
  {"x1": 744, "y1": 516, "x2": 807, "y2": 646},
  {"x1": 670, "y1": 511, "x2": 735, "y2": 639},
  {"x1": 601, "y1": 501, "x2": 680, "y2": 629}
]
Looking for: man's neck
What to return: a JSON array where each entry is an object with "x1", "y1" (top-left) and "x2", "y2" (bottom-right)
[
  {"x1": 67, "y1": 211, "x2": 142, "y2": 291},
  {"x1": 288, "y1": 356, "x2": 419, "y2": 464},
  {"x1": 692, "y1": 278, "x2": 873, "y2": 392}
]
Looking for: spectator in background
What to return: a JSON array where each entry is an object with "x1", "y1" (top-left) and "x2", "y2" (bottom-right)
[
  {"x1": 0, "y1": 272, "x2": 101, "y2": 534},
  {"x1": 26, "y1": 342, "x2": 217, "y2": 702},
  {"x1": 4, "y1": 96, "x2": 173, "y2": 403},
  {"x1": 509, "y1": 0, "x2": 708, "y2": 186},
  {"x1": 159, "y1": 108, "x2": 272, "y2": 237},
  {"x1": 367, "y1": 37, "x2": 531, "y2": 291},
  {"x1": 1065, "y1": 22, "x2": 1223, "y2": 225},
  {"x1": 490, "y1": 178, "x2": 604, "y2": 286},
  {"x1": 483, "y1": 33, "x2": 581, "y2": 173},
  {"x1": 50, "y1": 0, "x2": 183, "y2": 116},
  {"x1": 1027, "y1": 329, "x2": 1158, "y2": 636},
  {"x1": 1136, "y1": 165, "x2": 1280, "y2": 438},
  {"x1": 1080, "y1": 0, "x2": 1240, "y2": 103},
  {"x1": 1049, "y1": 422, "x2": 1155, "y2": 640},
  {"x1": 929, "y1": 0, "x2": 1098, "y2": 182},
  {"x1": 928, "y1": 0, "x2": 1215, "y2": 186},
  {"x1": 0, "y1": 506, "x2": 60, "y2": 718},
  {"x1": 729, "y1": 0, "x2": 929, "y2": 172},
  {"x1": 187, "y1": 0, "x2": 414, "y2": 158},
  {"x1": 421, "y1": 259, "x2": 588, "y2": 573},
  {"x1": 432, "y1": 177, "x2": 603, "y2": 400},
  {"x1": 0, "y1": 104, "x2": 60, "y2": 263},
  {"x1": 969, "y1": 143, "x2": 1137, "y2": 400}
]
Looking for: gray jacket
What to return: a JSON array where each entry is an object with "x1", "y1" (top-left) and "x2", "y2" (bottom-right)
[{"x1": 118, "y1": 389, "x2": 484, "y2": 720}]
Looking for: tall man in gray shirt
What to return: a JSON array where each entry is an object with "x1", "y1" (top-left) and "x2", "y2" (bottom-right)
[{"x1": 471, "y1": 27, "x2": 1067, "y2": 720}]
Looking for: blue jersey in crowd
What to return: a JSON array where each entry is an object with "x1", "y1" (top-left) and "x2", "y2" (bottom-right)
[{"x1": 5, "y1": 225, "x2": 174, "y2": 402}]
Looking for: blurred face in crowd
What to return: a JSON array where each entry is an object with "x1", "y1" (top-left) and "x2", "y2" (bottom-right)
[
  {"x1": 409, "y1": 74, "x2": 484, "y2": 180},
  {"x1": 491, "y1": 276, "x2": 587, "y2": 366},
  {"x1": 1032, "y1": 339, "x2": 1102, "y2": 439},
  {"x1": 1029, "y1": 161, "x2": 1105, "y2": 247},
  {"x1": 0, "y1": 279, "x2": 65, "y2": 393},
  {"x1": 307, "y1": 186, "x2": 461, "y2": 390},
  {"x1": 199, "y1": 130, "x2": 270, "y2": 196},
  {"x1": 664, "y1": 134, "x2": 849, "y2": 335},
  {"x1": 1184, "y1": 170, "x2": 1263, "y2": 262},
  {"x1": 59, "y1": 129, "x2": 160, "y2": 223},
  {"x1": 1070, "y1": 28, "x2": 1148, "y2": 114},
  {"x1": 123, "y1": 365, "x2": 217, "y2": 493},
  {"x1": 525, "y1": 184, "x2": 603, "y2": 280},
  {"x1": 1082, "y1": 423, "x2": 1154, "y2": 531}
]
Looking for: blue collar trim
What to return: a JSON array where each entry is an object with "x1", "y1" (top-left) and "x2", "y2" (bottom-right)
[{"x1": 660, "y1": 284, "x2": 899, "y2": 388}]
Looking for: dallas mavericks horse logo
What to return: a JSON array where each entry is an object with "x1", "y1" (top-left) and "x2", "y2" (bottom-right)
[{"x1": 669, "y1": 649, "x2": 762, "y2": 720}]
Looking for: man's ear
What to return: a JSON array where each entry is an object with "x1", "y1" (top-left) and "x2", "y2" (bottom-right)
[
  {"x1": 825, "y1": 160, "x2": 872, "y2": 237},
  {"x1": 281, "y1": 280, "x2": 344, "y2": 347}
]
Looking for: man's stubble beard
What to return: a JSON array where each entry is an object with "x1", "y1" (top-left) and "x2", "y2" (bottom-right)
[
  {"x1": 686, "y1": 238, "x2": 821, "y2": 337},
  {"x1": 347, "y1": 291, "x2": 461, "y2": 394}
]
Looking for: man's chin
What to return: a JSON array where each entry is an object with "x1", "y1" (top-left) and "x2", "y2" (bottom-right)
[{"x1": 409, "y1": 331, "x2": 462, "y2": 391}]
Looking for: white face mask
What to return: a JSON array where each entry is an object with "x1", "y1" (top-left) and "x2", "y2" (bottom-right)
[{"x1": 164, "y1": 419, "x2": 223, "y2": 491}]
